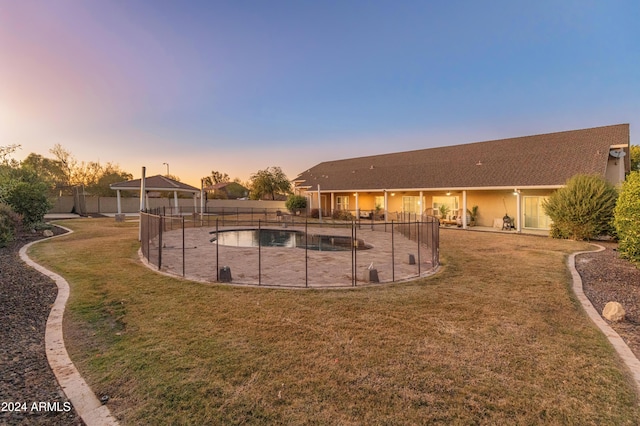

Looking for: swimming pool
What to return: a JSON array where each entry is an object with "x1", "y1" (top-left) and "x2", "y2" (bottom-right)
[{"x1": 210, "y1": 229, "x2": 371, "y2": 251}]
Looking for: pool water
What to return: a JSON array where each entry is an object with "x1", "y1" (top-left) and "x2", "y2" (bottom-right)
[{"x1": 211, "y1": 229, "x2": 371, "y2": 251}]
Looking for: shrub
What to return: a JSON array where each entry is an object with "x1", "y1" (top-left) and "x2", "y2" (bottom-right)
[
  {"x1": 5, "y1": 181, "x2": 52, "y2": 228},
  {"x1": 310, "y1": 208, "x2": 320, "y2": 219},
  {"x1": 0, "y1": 202, "x2": 22, "y2": 247},
  {"x1": 614, "y1": 171, "x2": 640, "y2": 265},
  {"x1": 285, "y1": 195, "x2": 307, "y2": 215},
  {"x1": 332, "y1": 209, "x2": 354, "y2": 221},
  {"x1": 543, "y1": 174, "x2": 618, "y2": 240}
]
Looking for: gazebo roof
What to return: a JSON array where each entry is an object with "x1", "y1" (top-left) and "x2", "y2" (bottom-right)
[{"x1": 110, "y1": 175, "x2": 200, "y2": 193}]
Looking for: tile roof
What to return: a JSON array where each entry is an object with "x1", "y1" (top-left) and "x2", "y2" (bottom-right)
[
  {"x1": 110, "y1": 175, "x2": 200, "y2": 192},
  {"x1": 295, "y1": 124, "x2": 630, "y2": 191}
]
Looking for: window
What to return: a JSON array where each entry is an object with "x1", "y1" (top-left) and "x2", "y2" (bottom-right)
[
  {"x1": 432, "y1": 196, "x2": 459, "y2": 218},
  {"x1": 402, "y1": 196, "x2": 419, "y2": 213},
  {"x1": 336, "y1": 196, "x2": 349, "y2": 211},
  {"x1": 374, "y1": 196, "x2": 385, "y2": 210},
  {"x1": 524, "y1": 196, "x2": 551, "y2": 229}
]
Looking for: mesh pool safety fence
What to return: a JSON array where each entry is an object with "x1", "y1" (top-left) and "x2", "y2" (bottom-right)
[{"x1": 140, "y1": 210, "x2": 439, "y2": 288}]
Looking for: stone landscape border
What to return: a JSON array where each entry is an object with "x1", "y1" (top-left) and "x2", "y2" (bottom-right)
[
  {"x1": 568, "y1": 244, "x2": 640, "y2": 394},
  {"x1": 19, "y1": 226, "x2": 119, "y2": 426}
]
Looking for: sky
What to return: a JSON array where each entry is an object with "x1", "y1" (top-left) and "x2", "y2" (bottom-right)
[{"x1": 1, "y1": 1, "x2": 638, "y2": 188}]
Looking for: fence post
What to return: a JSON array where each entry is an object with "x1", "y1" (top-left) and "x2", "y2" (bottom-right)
[
  {"x1": 417, "y1": 220, "x2": 421, "y2": 276},
  {"x1": 258, "y1": 219, "x2": 262, "y2": 286},
  {"x1": 391, "y1": 220, "x2": 395, "y2": 282},
  {"x1": 216, "y1": 218, "x2": 219, "y2": 282},
  {"x1": 182, "y1": 216, "x2": 186, "y2": 277},
  {"x1": 305, "y1": 219, "x2": 308, "y2": 288},
  {"x1": 353, "y1": 221, "x2": 357, "y2": 287},
  {"x1": 158, "y1": 216, "x2": 163, "y2": 271}
]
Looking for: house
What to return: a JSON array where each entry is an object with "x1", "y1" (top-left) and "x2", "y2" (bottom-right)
[
  {"x1": 204, "y1": 182, "x2": 249, "y2": 199},
  {"x1": 293, "y1": 124, "x2": 631, "y2": 232}
]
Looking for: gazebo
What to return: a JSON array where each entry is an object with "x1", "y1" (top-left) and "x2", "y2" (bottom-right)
[{"x1": 110, "y1": 173, "x2": 201, "y2": 215}]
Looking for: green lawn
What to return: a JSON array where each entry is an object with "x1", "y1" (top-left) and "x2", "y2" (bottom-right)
[{"x1": 30, "y1": 218, "x2": 640, "y2": 425}]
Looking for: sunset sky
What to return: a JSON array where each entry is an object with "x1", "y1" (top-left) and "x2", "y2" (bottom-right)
[{"x1": 1, "y1": 1, "x2": 638, "y2": 187}]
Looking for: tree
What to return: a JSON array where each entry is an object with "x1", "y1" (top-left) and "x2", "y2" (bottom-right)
[
  {"x1": 6, "y1": 181, "x2": 52, "y2": 228},
  {"x1": 21, "y1": 153, "x2": 66, "y2": 194},
  {"x1": 87, "y1": 164, "x2": 133, "y2": 197},
  {"x1": 0, "y1": 144, "x2": 21, "y2": 167},
  {"x1": 0, "y1": 202, "x2": 22, "y2": 247},
  {"x1": 543, "y1": 174, "x2": 618, "y2": 240},
  {"x1": 29, "y1": 145, "x2": 133, "y2": 196},
  {"x1": 0, "y1": 145, "x2": 52, "y2": 229},
  {"x1": 249, "y1": 167, "x2": 291, "y2": 200},
  {"x1": 630, "y1": 145, "x2": 640, "y2": 172},
  {"x1": 49, "y1": 144, "x2": 76, "y2": 189},
  {"x1": 0, "y1": 145, "x2": 22, "y2": 204},
  {"x1": 285, "y1": 195, "x2": 307, "y2": 215},
  {"x1": 204, "y1": 170, "x2": 230, "y2": 186},
  {"x1": 614, "y1": 171, "x2": 640, "y2": 265}
]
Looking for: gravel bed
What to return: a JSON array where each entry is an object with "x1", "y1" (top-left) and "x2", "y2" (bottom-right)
[
  {"x1": 577, "y1": 242, "x2": 640, "y2": 361},
  {"x1": 0, "y1": 228, "x2": 83, "y2": 425}
]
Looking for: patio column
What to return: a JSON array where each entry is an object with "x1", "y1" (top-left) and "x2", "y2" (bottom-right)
[
  {"x1": 355, "y1": 192, "x2": 359, "y2": 218},
  {"x1": 116, "y1": 190, "x2": 122, "y2": 214},
  {"x1": 174, "y1": 191, "x2": 179, "y2": 214},
  {"x1": 462, "y1": 190, "x2": 468, "y2": 229},
  {"x1": 193, "y1": 193, "x2": 198, "y2": 215},
  {"x1": 515, "y1": 189, "x2": 522, "y2": 233},
  {"x1": 331, "y1": 192, "x2": 335, "y2": 215},
  {"x1": 200, "y1": 179, "x2": 205, "y2": 215},
  {"x1": 384, "y1": 190, "x2": 388, "y2": 222},
  {"x1": 139, "y1": 166, "x2": 146, "y2": 212},
  {"x1": 419, "y1": 191, "x2": 423, "y2": 217},
  {"x1": 318, "y1": 185, "x2": 322, "y2": 223}
]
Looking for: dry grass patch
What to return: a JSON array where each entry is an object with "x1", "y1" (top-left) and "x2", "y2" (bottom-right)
[{"x1": 30, "y1": 219, "x2": 640, "y2": 425}]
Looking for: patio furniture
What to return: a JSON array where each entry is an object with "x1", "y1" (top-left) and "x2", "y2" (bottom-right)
[{"x1": 502, "y1": 215, "x2": 513, "y2": 231}]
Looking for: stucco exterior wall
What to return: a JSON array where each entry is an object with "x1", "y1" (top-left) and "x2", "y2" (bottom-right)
[{"x1": 305, "y1": 188, "x2": 556, "y2": 230}]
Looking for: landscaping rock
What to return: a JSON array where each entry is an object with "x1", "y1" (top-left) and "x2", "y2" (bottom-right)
[
  {"x1": 0, "y1": 227, "x2": 82, "y2": 425},
  {"x1": 43, "y1": 229, "x2": 54, "y2": 237},
  {"x1": 603, "y1": 301, "x2": 626, "y2": 322}
]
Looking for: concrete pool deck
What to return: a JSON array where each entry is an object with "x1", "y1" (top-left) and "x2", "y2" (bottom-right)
[{"x1": 150, "y1": 224, "x2": 439, "y2": 288}]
